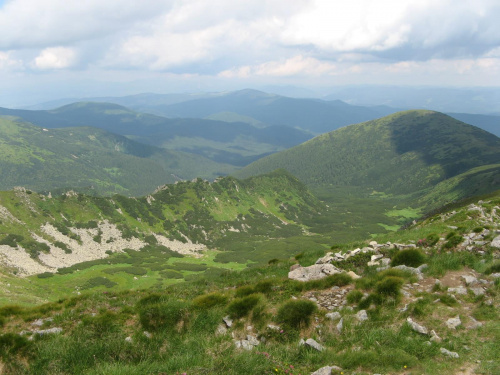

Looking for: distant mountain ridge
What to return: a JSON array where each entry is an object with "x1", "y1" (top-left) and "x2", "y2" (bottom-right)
[{"x1": 0, "y1": 101, "x2": 313, "y2": 166}]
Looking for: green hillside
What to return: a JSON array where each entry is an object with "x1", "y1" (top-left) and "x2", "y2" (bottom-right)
[
  {"x1": 0, "y1": 102, "x2": 313, "y2": 167},
  {"x1": 235, "y1": 110, "x2": 500, "y2": 207},
  {"x1": 0, "y1": 184, "x2": 498, "y2": 375},
  {"x1": 0, "y1": 117, "x2": 236, "y2": 195}
]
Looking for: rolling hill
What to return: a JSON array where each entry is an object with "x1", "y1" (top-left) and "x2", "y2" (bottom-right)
[
  {"x1": 0, "y1": 117, "x2": 236, "y2": 195},
  {"x1": 0, "y1": 102, "x2": 313, "y2": 167},
  {"x1": 235, "y1": 110, "x2": 500, "y2": 210}
]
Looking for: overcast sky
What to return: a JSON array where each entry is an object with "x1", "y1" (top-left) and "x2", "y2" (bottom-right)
[{"x1": 1, "y1": 0, "x2": 499, "y2": 106}]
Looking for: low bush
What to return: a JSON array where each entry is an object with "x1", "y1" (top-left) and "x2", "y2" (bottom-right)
[
  {"x1": 391, "y1": 249, "x2": 426, "y2": 267},
  {"x1": 0, "y1": 234, "x2": 24, "y2": 247},
  {"x1": 192, "y1": 293, "x2": 228, "y2": 310},
  {"x1": 138, "y1": 300, "x2": 188, "y2": 332},
  {"x1": 80, "y1": 277, "x2": 117, "y2": 290},
  {"x1": 254, "y1": 280, "x2": 274, "y2": 294},
  {"x1": 226, "y1": 294, "x2": 262, "y2": 319},
  {"x1": 374, "y1": 276, "x2": 404, "y2": 301},
  {"x1": 276, "y1": 299, "x2": 316, "y2": 330},
  {"x1": 484, "y1": 261, "x2": 500, "y2": 275},
  {"x1": 346, "y1": 290, "x2": 364, "y2": 304},
  {"x1": 36, "y1": 272, "x2": 54, "y2": 279},
  {"x1": 234, "y1": 286, "x2": 255, "y2": 298},
  {"x1": 0, "y1": 333, "x2": 32, "y2": 361}
]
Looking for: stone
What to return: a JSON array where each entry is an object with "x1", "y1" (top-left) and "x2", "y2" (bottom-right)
[
  {"x1": 288, "y1": 264, "x2": 341, "y2": 282},
  {"x1": 393, "y1": 264, "x2": 422, "y2": 275},
  {"x1": 290, "y1": 264, "x2": 301, "y2": 271},
  {"x1": 355, "y1": 310, "x2": 368, "y2": 322},
  {"x1": 336, "y1": 318, "x2": 343, "y2": 333},
  {"x1": 448, "y1": 286, "x2": 467, "y2": 295},
  {"x1": 247, "y1": 335, "x2": 259, "y2": 346},
  {"x1": 446, "y1": 316, "x2": 462, "y2": 329},
  {"x1": 33, "y1": 327, "x2": 63, "y2": 336},
  {"x1": 490, "y1": 235, "x2": 500, "y2": 248},
  {"x1": 470, "y1": 287, "x2": 484, "y2": 296},
  {"x1": 216, "y1": 324, "x2": 227, "y2": 335},
  {"x1": 125, "y1": 336, "x2": 133, "y2": 343},
  {"x1": 143, "y1": 331, "x2": 152, "y2": 338},
  {"x1": 223, "y1": 316, "x2": 233, "y2": 328},
  {"x1": 467, "y1": 316, "x2": 483, "y2": 329},
  {"x1": 407, "y1": 317, "x2": 428, "y2": 335},
  {"x1": 235, "y1": 339, "x2": 254, "y2": 351},
  {"x1": 316, "y1": 253, "x2": 334, "y2": 264},
  {"x1": 347, "y1": 271, "x2": 361, "y2": 279},
  {"x1": 461, "y1": 275, "x2": 477, "y2": 285},
  {"x1": 440, "y1": 348, "x2": 459, "y2": 358},
  {"x1": 311, "y1": 365, "x2": 343, "y2": 375},
  {"x1": 430, "y1": 330, "x2": 442, "y2": 343},
  {"x1": 267, "y1": 324, "x2": 280, "y2": 331},
  {"x1": 371, "y1": 254, "x2": 383, "y2": 261},
  {"x1": 305, "y1": 338, "x2": 324, "y2": 352},
  {"x1": 325, "y1": 312, "x2": 341, "y2": 321}
]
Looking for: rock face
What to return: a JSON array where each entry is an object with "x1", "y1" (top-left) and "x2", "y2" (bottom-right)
[{"x1": 288, "y1": 264, "x2": 341, "y2": 282}]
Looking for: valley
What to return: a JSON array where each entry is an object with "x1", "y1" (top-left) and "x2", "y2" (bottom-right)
[{"x1": 0, "y1": 90, "x2": 499, "y2": 375}]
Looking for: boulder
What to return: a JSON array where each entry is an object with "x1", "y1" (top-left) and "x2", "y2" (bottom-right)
[
  {"x1": 355, "y1": 310, "x2": 368, "y2": 322},
  {"x1": 490, "y1": 235, "x2": 500, "y2": 248},
  {"x1": 347, "y1": 271, "x2": 361, "y2": 280},
  {"x1": 461, "y1": 275, "x2": 477, "y2": 285},
  {"x1": 440, "y1": 347, "x2": 459, "y2": 358},
  {"x1": 407, "y1": 317, "x2": 428, "y2": 335},
  {"x1": 325, "y1": 312, "x2": 341, "y2": 321},
  {"x1": 316, "y1": 252, "x2": 334, "y2": 264},
  {"x1": 445, "y1": 316, "x2": 461, "y2": 329},
  {"x1": 305, "y1": 338, "x2": 324, "y2": 352},
  {"x1": 288, "y1": 264, "x2": 341, "y2": 282}
]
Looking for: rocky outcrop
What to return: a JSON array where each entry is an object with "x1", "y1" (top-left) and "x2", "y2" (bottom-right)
[{"x1": 288, "y1": 264, "x2": 341, "y2": 281}]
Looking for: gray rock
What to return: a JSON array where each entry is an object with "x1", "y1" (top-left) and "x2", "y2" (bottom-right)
[
  {"x1": 491, "y1": 273, "x2": 500, "y2": 278},
  {"x1": 430, "y1": 330, "x2": 442, "y2": 343},
  {"x1": 223, "y1": 316, "x2": 233, "y2": 328},
  {"x1": 316, "y1": 253, "x2": 334, "y2": 264},
  {"x1": 305, "y1": 338, "x2": 324, "y2": 351},
  {"x1": 288, "y1": 264, "x2": 341, "y2": 282},
  {"x1": 267, "y1": 324, "x2": 281, "y2": 331},
  {"x1": 325, "y1": 312, "x2": 341, "y2": 321},
  {"x1": 246, "y1": 335, "x2": 259, "y2": 346},
  {"x1": 311, "y1": 365, "x2": 343, "y2": 375},
  {"x1": 347, "y1": 270, "x2": 361, "y2": 279},
  {"x1": 355, "y1": 310, "x2": 368, "y2": 322},
  {"x1": 461, "y1": 275, "x2": 477, "y2": 285},
  {"x1": 143, "y1": 331, "x2": 152, "y2": 338},
  {"x1": 490, "y1": 235, "x2": 500, "y2": 248},
  {"x1": 467, "y1": 316, "x2": 483, "y2": 329},
  {"x1": 33, "y1": 327, "x2": 63, "y2": 336},
  {"x1": 470, "y1": 287, "x2": 484, "y2": 296},
  {"x1": 448, "y1": 286, "x2": 467, "y2": 295},
  {"x1": 336, "y1": 318, "x2": 343, "y2": 333},
  {"x1": 440, "y1": 347, "x2": 459, "y2": 358},
  {"x1": 125, "y1": 336, "x2": 133, "y2": 343},
  {"x1": 216, "y1": 324, "x2": 228, "y2": 335},
  {"x1": 235, "y1": 339, "x2": 254, "y2": 351},
  {"x1": 407, "y1": 317, "x2": 428, "y2": 335},
  {"x1": 446, "y1": 316, "x2": 461, "y2": 329}
]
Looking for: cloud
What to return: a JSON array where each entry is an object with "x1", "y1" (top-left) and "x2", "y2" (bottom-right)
[
  {"x1": 220, "y1": 56, "x2": 336, "y2": 78},
  {"x1": 33, "y1": 47, "x2": 77, "y2": 70},
  {"x1": 0, "y1": 51, "x2": 23, "y2": 69},
  {"x1": 0, "y1": 0, "x2": 172, "y2": 49}
]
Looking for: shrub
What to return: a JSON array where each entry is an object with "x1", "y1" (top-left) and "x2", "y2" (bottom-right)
[
  {"x1": 80, "y1": 277, "x2": 117, "y2": 290},
  {"x1": 37, "y1": 272, "x2": 54, "y2": 279},
  {"x1": 438, "y1": 294, "x2": 458, "y2": 307},
  {"x1": 416, "y1": 233, "x2": 439, "y2": 248},
  {"x1": 346, "y1": 290, "x2": 364, "y2": 304},
  {"x1": 0, "y1": 333, "x2": 32, "y2": 360},
  {"x1": 54, "y1": 241, "x2": 71, "y2": 253},
  {"x1": 472, "y1": 227, "x2": 484, "y2": 233},
  {"x1": 276, "y1": 299, "x2": 316, "y2": 330},
  {"x1": 374, "y1": 276, "x2": 404, "y2": 301},
  {"x1": 234, "y1": 286, "x2": 255, "y2": 298},
  {"x1": 484, "y1": 261, "x2": 500, "y2": 275},
  {"x1": 441, "y1": 234, "x2": 464, "y2": 250},
  {"x1": 391, "y1": 249, "x2": 426, "y2": 267},
  {"x1": 192, "y1": 293, "x2": 228, "y2": 310},
  {"x1": 139, "y1": 300, "x2": 188, "y2": 332},
  {"x1": 0, "y1": 234, "x2": 24, "y2": 247},
  {"x1": 226, "y1": 294, "x2": 262, "y2": 319},
  {"x1": 254, "y1": 280, "x2": 274, "y2": 294}
]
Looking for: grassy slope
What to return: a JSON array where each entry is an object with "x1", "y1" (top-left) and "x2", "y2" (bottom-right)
[
  {"x1": 235, "y1": 110, "x2": 500, "y2": 209},
  {"x1": 0, "y1": 189, "x2": 498, "y2": 375},
  {"x1": 0, "y1": 117, "x2": 236, "y2": 195}
]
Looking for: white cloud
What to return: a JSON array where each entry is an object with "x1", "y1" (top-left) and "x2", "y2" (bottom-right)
[
  {"x1": 0, "y1": 51, "x2": 23, "y2": 69},
  {"x1": 220, "y1": 56, "x2": 336, "y2": 78},
  {"x1": 34, "y1": 47, "x2": 77, "y2": 70}
]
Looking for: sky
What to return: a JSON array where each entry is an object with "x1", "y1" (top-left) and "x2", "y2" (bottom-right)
[{"x1": 1, "y1": 0, "x2": 500, "y2": 107}]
